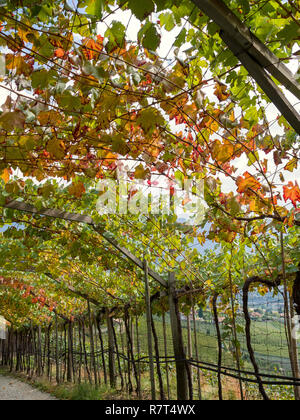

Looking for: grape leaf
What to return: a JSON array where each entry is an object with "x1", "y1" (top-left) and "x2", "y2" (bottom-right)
[
  {"x1": 142, "y1": 24, "x2": 161, "y2": 51},
  {"x1": 1, "y1": 168, "x2": 10, "y2": 184},
  {"x1": 134, "y1": 164, "x2": 150, "y2": 179},
  {"x1": 283, "y1": 182, "x2": 300, "y2": 208},
  {"x1": 128, "y1": 0, "x2": 155, "y2": 20},
  {"x1": 0, "y1": 111, "x2": 25, "y2": 130},
  {"x1": 237, "y1": 172, "x2": 261, "y2": 194},
  {"x1": 68, "y1": 181, "x2": 86, "y2": 198}
]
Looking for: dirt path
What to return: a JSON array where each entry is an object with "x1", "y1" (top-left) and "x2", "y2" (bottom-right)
[{"x1": 0, "y1": 374, "x2": 57, "y2": 400}]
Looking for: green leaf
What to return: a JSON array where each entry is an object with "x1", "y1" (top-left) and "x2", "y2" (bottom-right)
[
  {"x1": 58, "y1": 92, "x2": 81, "y2": 111},
  {"x1": 112, "y1": 136, "x2": 130, "y2": 156},
  {"x1": 136, "y1": 108, "x2": 164, "y2": 133},
  {"x1": 38, "y1": 36, "x2": 54, "y2": 58},
  {"x1": 227, "y1": 196, "x2": 241, "y2": 216},
  {"x1": 82, "y1": 62, "x2": 109, "y2": 81},
  {"x1": 31, "y1": 69, "x2": 55, "y2": 89},
  {"x1": 159, "y1": 12, "x2": 175, "y2": 31},
  {"x1": 85, "y1": 0, "x2": 104, "y2": 18},
  {"x1": 142, "y1": 23, "x2": 161, "y2": 51},
  {"x1": 128, "y1": 0, "x2": 155, "y2": 20},
  {"x1": 105, "y1": 20, "x2": 126, "y2": 51},
  {"x1": 239, "y1": 0, "x2": 250, "y2": 14},
  {"x1": 245, "y1": 106, "x2": 259, "y2": 126},
  {"x1": 174, "y1": 28, "x2": 186, "y2": 48},
  {"x1": 47, "y1": 138, "x2": 65, "y2": 159},
  {"x1": 19, "y1": 135, "x2": 37, "y2": 151},
  {"x1": 247, "y1": 151, "x2": 259, "y2": 166},
  {"x1": 31, "y1": 5, "x2": 52, "y2": 21},
  {"x1": 278, "y1": 22, "x2": 300, "y2": 44},
  {"x1": 153, "y1": 0, "x2": 170, "y2": 12}
]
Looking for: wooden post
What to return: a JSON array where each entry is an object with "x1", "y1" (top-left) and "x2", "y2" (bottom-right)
[
  {"x1": 97, "y1": 314, "x2": 107, "y2": 385},
  {"x1": 192, "y1": 304, "x2": 202, "y2": 400},
  {"x1": 168, "y1": 272, "x2": 189, "y2": 400},
  {"x1": 106, "y1": 310, "x2": 116, "y2": 389},
  {"x1": 144, "y1": 260, "x2": 156, "y2": 400},
  {"x1": 162, "y1": 313, "x2": 170, "y2": 400},
  {"x1": 229, "y1": 271, "x2": 244, "y2": 400},
  {"x1": 212, "y1": 293, "x2": 223, "y2": 400},
  {"x1": 87, "y1": 300, "x2": 98, "y2": 386},
  {"x1": 135, "y1": 317, "x2": 142, "y2": 399},
  {"x1": 187, "y1": 314, "x2": 193, "y2": 391},
  {"x1": 37, "y1": 326, "x2": 42, "y2": 377},
  {"x1": 290, "y1": 294, "x2": 300, "y2": 400},
  {"x1": 55, "y1": 314, "x2": 60, "y2": 384},
  {"x1": 67, "y1": 322, "x2": 73, "y2": 383}
]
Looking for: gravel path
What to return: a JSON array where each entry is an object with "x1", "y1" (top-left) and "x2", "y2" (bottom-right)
[{"x1": 0, "y1": 374, "x2": 57, "y2": 400}]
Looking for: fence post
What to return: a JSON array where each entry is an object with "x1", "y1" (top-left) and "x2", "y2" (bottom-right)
[
  {"x1": 67, "y1": 322, "x2": 73, "y2": 383},
  {"x1": 135, "y1": 316, "x2": 142, "y2": 399},
  {"x1": 106, "y1": 310, "x2": 116, "y2": 389},
  {"x1": 37, "y1": 326, "x2": 42, "y2": 377},
  {"x1": 87, "y1": 300, "x2": 98, "y2": 386},
  {"x1": 144, "y1": 260, "x2": 156, "y2": 400},
  {"x1": 168, "y1": 271, "x2": 188, "y2": 400},
  {"x1": 55, "y1": 314, "x2": 60, "y2": 384}
]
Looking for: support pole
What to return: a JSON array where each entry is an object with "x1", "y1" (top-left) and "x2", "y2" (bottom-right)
[
  {"x1": 106, "y1": 310, "x2": 116, "y2": 389},
  {"x1": 55, "y1": 314, "x2": 60, "y2": 384},
  {"x1": 87, "y1": 300, "x2": 98, "y2": 386},
  {"x1": 168, "y1": 272, "x2": 189, "y2": 400},
  {"x1": 144, "y1": 260, "x2": 156, "y2": 400}
]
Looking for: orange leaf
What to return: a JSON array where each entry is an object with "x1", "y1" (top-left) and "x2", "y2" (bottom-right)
[
  {"x1": 1, "y1": 168, "x2": 10, "y2": 184},
  {"x1": 237, "y1": 172, "x2": 261, "y2": 194},
  {"x1": 82, "y1": 38, "x2": 103, "y2": 60},
  {"x1": 38, "y1": 110, "x2": 62, "y2": 126},
  {"x1": 214, "y1": 82, "x2": 230, "y2": 102},
  {"x1": 283, "y1": 181, "x2": 300, "y2": 208},
  {"x1": 55, "y1": 48, "x2": 65, "y2": 58},
  {"x1": 68, "y1": 181, "x2": 86, "y2": 198}
]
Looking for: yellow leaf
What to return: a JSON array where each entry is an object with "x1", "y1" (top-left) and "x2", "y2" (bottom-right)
[
  {"x1": 198, "y1": 234, "x2": 206, "y2": 245},
  {"x1": 18, "y1": 27, "x2": 32, "y2": 43},
  {"x1": 284, "y1": 157, "x2": 297, "y2": 172},
  {"x1": 6, "y1": 54, "x2": 32, "y2": 76},
  {"x1": 211, "y1": 139, "x2": 235, "y2": 163},
  {"x1": 134, "y1": 164, "x2": 150, "y2": 180}
]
